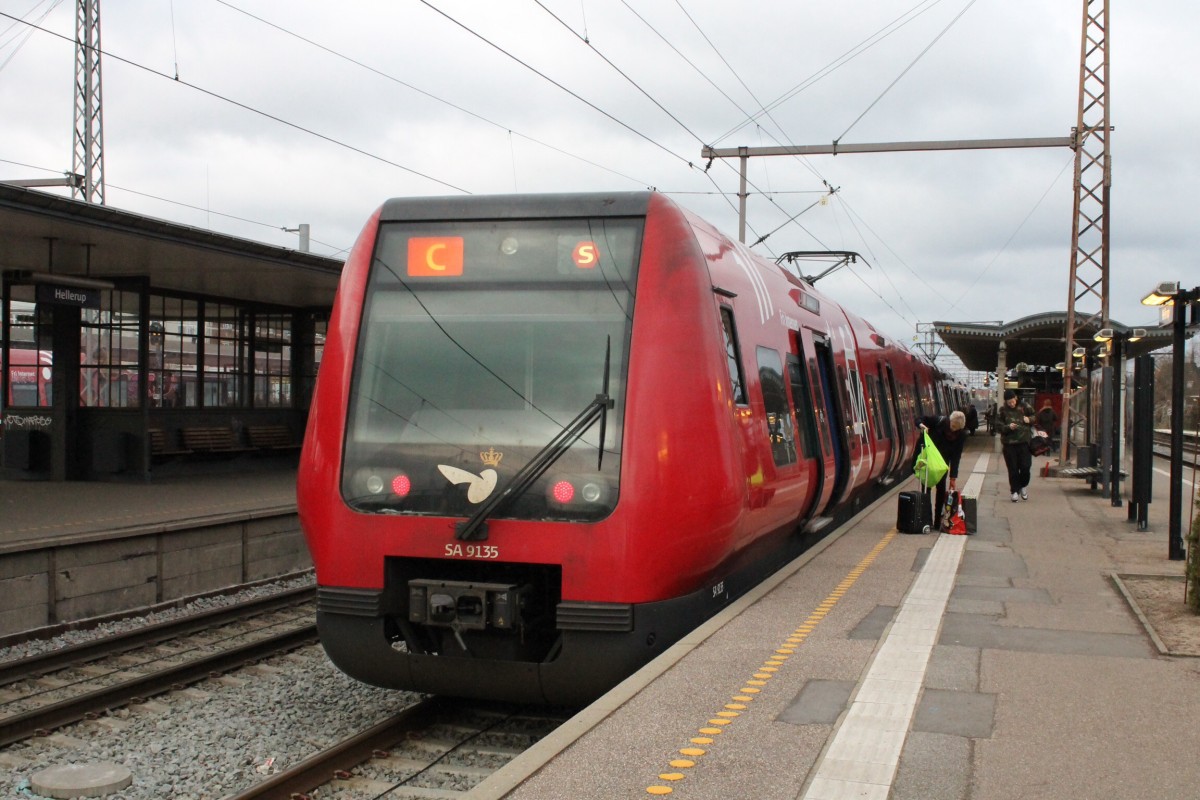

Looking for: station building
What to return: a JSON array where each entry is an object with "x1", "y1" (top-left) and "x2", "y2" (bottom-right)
[{"x1": 0, "y1": 183, "x2": 343, "y2": 481}]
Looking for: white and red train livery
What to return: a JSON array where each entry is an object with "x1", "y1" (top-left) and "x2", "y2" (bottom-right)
[{"x1": 299, "y1": 192, "x2": 961, "y2": 704}]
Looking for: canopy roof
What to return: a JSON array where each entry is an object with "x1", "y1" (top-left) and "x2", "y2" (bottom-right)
[
  {"x1": 931, "y1": 313, "x2": 1176, "y2": 372},
  {"x1": 0, "y1": 183, "x2": 343, "y2": 308}
]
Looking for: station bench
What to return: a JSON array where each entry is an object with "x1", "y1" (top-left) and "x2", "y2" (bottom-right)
[
  {"x1": 182, "y1": 426, "x2": 254, "y2": 454},
  {"x1": 148, "y1": 428, "x2": 192, "y2": 458},
  {"x1": 247, "y1": 424, "x2": 302, "y2": 452}
]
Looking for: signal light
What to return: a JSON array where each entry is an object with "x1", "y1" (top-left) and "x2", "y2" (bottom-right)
[
  {"x1": 391, "y1": 474, "x2": 412, "y2": 497},
  {"x1": 552, "y1": 480, "x2": 575, "y2": 503}
]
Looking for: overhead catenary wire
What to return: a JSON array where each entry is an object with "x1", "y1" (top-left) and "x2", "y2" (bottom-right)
[
  {"x1": 212, "y1": 0, "x2": 651, "y2": 189},
  {"x1": 415, "y1": 0, "x2": 695, "y2": 170},
  {"x1": 0, "y1": 10, "x2": 473, "y2": 195},
  {"x1": 834, "y1": 0, "x2": 981, "y2": 145},
  {"x1": 712, "y1": 0, "x2": 950, "y2": 145}
]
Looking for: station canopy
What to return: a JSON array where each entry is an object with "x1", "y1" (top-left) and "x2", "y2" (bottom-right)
[
  {"x1": 0, "y1": 183, "x2": 343, "y2": 308},
  {"x1": 931, "y1": 313, "x2": 1174, "y2": 372}
]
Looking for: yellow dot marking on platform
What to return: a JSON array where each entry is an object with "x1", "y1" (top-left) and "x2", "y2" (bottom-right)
[{"x1": 642, "y1": 531, "x2": 897, "y2": 800}]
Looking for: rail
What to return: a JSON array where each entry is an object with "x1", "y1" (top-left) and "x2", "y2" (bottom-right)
[
  {"x1": 224, "y1": 697, "x2": 572, "y2": 800},
  {"x1": 0, "y1": 591, "x2": 317, "y2": 747}
]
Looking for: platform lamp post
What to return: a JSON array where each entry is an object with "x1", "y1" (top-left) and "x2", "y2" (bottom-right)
[
  {"x1": 1094, "y1": 327, "x2": 1145, "y2": 507},
  {"x1": 1141, "y1": 282, "x2": 1199, "y2": 561}
]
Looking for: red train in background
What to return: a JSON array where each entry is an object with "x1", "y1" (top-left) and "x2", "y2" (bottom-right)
[{"x1": 298, "y1": 192, "x2": 963, "y2": 705}]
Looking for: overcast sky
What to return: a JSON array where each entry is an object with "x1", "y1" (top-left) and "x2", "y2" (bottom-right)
[{"x1": 1, "y1": 0, "x2": 1195, "y2": 362}]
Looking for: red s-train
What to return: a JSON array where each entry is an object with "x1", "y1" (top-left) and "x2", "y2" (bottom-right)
[{"x1": 298, "y1": 192, "x2": 960, "y2": 705}]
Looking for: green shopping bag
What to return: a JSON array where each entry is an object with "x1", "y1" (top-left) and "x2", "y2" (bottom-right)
[{"x1": 914, "y1": 430, "x2": 948, "y2": 488}]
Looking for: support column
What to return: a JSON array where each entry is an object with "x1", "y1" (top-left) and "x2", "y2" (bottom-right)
[{"x1": 50, "y1": 305, "x2": 82, "y2": 480}]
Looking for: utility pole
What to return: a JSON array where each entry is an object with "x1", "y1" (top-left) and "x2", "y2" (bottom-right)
[
  {"x1": 73, "y1": 0, "x2": 105, "y2": 204},
  {"x1": 1059, "y1": 0, "x2": 1110, "y2": 463}
]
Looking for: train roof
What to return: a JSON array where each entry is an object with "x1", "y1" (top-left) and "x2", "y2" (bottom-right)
[{"x1": 380, "y1": 192, "x2": 654, "y2": 222}]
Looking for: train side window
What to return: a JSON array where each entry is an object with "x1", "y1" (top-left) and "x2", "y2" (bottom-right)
[
  {"x1": 786, "y1": 354, "x2": 818, "y2": 458},
  {"x1": 719, "y1": 308, "x2": 748, "y2": 406},
  {"x1": 757, "y1": 346, "x2": 796, "y2": 466}
]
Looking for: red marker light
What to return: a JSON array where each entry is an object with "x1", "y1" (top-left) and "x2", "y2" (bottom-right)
[
  {"x1": 571, "y1": 241, "x2": 599, "y2": 269},
  {"x1": 552, "y1": 480, "x2": 575, "y2": 503},
  {"x1": 391, "y1": 474, "x2": 412, "y2": 497}
]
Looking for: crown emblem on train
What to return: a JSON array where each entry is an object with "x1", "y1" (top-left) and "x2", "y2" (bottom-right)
[{"x1": 480, "y1": 447, "x2": 503, "y2": 468}]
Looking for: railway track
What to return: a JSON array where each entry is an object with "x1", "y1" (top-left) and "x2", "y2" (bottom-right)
[
  {"x1": 0, "y1": 587, "x2": 317, "y2": 747},
  {"x1": 225, "y1": 696, "x2": 572, "y2": 800},
  {"x1": 1152, "y1": 429, "x2": 1200, "y2": 470}
]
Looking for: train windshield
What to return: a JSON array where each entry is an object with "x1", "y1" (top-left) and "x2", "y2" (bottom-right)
[{"x1": 342, "y1": 217, "x2": 640, "y2": 522}]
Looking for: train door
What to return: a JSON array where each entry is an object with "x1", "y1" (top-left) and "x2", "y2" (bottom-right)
[
  {"x1": 875, "y1": 364, "x2": 900, "y2": 481},
  {"x1": 793, "y1": 330, "x2": 838, "y2": 525},
  {"x1": 812, "y1": 334, "x2": 850, "y2": 510},
  {"x1": 785, "y1": 351, "x2": 822, "y2": 527},
  {"x1": 885, "y1": 364, "x2": 912, "y2": 478}
]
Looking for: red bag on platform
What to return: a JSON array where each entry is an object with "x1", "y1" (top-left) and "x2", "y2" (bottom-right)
[{"x1": 943, "y1": 490, "x2": 968, "y2": 535}]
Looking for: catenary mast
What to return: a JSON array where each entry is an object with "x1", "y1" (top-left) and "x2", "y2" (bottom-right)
[{"x1": 72, "y1": 0, "x2": 105, "y2": 205}]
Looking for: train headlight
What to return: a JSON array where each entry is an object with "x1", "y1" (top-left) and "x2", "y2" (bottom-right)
[
  {"x1": 580, "y1": 481, "x2": 604, "y2": 503},
  {"x1": 365, "y1": 473, "x2": 385, "y2": 495}
]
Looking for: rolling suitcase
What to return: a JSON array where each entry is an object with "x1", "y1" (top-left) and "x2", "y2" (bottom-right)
[{"x1": 897, "y1": 489, "x2": 931, "y2": 534}]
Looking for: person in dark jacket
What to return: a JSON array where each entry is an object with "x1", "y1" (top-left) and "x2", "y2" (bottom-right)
[
  {"x1": 964, "y1": 404, "x2": 979, "y2": 435},
  {"x1": 997, "y1": 389, "x2": 1035, "y2": 501},
  {"x1": 918, "y1": 410, "x2": 967, "y2": 531}
]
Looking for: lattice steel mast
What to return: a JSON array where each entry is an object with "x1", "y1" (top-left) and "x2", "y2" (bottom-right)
[
  {"x1": 1060, "y1": 0, "x2": 1110, "y2": 459},
  {"x1": 72, "y1": 0, "x2": 105, "y2": 204}
]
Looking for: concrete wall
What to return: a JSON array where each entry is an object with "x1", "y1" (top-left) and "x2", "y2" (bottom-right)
[{"x1": 0, "y1": 511, "x2": 309, "y2": 640}]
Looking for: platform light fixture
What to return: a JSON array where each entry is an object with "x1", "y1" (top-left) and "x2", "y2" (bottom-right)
[
  {"x1": 1072, "y1": 347, "x2": 1086, "y2": 358},
  {"x1": 1140, "y1": 282, "x2": 1179, "y2": 306}
]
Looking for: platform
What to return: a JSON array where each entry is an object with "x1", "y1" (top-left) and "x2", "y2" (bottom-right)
[
  {"x1": 482, "y1": 435, "x2": 1200, "y2": 799},
  {"x1": 0, "y1": 463, "x2": 303, "y2": 638},
  {"x1": 0, "y1": 463, "x2": 297, "y2": 553}
]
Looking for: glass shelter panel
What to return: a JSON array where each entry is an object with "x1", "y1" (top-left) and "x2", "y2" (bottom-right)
[
  {"x1": 80, "y1": 289, "x2": 141, "y2": 407},
  {"x1": 254, "y1": 314, "x2": 291, "y2": 408},
  {"x1": 204, "y1": 304, "x2": 245, "y2": 407}
]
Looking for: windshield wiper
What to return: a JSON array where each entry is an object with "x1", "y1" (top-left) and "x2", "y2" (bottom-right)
[{"x1": 455, "y1": 337, "x2": 614, "y2": 542}]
